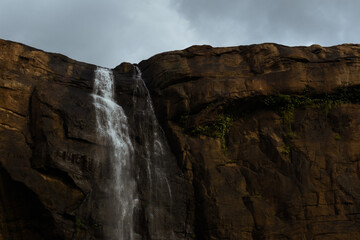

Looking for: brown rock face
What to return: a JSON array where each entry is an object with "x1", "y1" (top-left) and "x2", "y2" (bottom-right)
[
  {"x1": 3, "y1": 38, "x2": 360, "y2": 240},
  {"x1": 139, "y1": 43, "x2": 360, "y2": 239},
  {"x1": 0, "y1": 39, "x2": 96, "y2": 239},
  {"x1": 0, "y1": 39, "x2": 192, "y2": 240}
]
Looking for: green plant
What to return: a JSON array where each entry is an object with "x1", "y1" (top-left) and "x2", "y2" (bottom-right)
[
  {"x1": 253, "y1": 194, "x2": 263, "y2": 199},
  {"x1": 281, "y1": 144, "x2": 291, "y2": 155},
  {"x1": 288, "y1": 131, "x2": 297, "y2": 139},
  {"x1": 75, "y1": 217, "x2": 86, "y2": 229},
  {"x1": 335, "y1": 133, "x2": 342, "y2": 141},
  {"x1": 264, "y1": 94, "x2": 295, "y2": 132},
  {"x1": 190, "y1": 115, "x2": 232, "y2": 154},
  {"x1": 263, "y1": 85, "x2": 360, "y2": 131}
]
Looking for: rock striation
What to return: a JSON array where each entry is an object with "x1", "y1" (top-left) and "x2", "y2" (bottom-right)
[{"x1": 2, "y1": 38, "x2": 360, "y2": 239}]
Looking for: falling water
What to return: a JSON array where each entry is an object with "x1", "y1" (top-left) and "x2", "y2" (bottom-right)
[
  {"x1": 92, "y1": 67, "x2": 137, "y2": 240},
  {"x1": 92, "y1": 66, "x2": 174, "y2": 239},
  {"x1": 133, "y1": 67, "x2": 172, "y2": 198},
  {"x1": 132, "y1": 67, "x2": 174, "y2": 239}
]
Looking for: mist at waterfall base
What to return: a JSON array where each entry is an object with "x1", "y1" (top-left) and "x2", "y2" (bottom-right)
[{"x1": 91, "y1": 67, "x2": 174, "y2": 239}]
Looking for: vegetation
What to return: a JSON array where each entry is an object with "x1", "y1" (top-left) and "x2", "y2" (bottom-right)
[
  {"x1": 75, "y1": 217, "x2": 86, "y2": 229},
  {"x1": 335, "y1": 133, "x2": 342, "y2": 141},
  {"x1": 181, "y1": 85, "x2": 360, "y2": 156},
  {"x1": 264, "y1": 85, "x2": 360, "y2": 131},
  {"x1": 190, "y1": 115, "x2": 232, "y2": 154},
  {"x1": 264, "y1": 94, "x2": 295, "y2": 131},
  {"x1": 281, "y1": 144, "x2": 291, "y2": 155}
]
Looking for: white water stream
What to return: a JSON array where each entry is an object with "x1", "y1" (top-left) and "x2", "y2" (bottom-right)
[{"x1": 93, "y1": 67, "x2": 137, "y2": 240}]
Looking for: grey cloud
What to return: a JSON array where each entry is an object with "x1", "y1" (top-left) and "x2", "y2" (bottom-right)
[
  {"x1": 0, "y1": 0, "x2": 198, "y2": 67},
  {"x1": 0, "y1": 0, "x2": 358, "y2": 67},
  {"x1": 176, "y1": 0, "x2": 360, "y2": 47}
]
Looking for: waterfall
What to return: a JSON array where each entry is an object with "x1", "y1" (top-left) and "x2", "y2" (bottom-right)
[
  {"x1": 132, "y1": 67, "x2": 173, "y2": 239},
  {"x1": 92, "y1": 66, "x2": 174, "y2": 239},
  {"x1": 133, "y1": 66, "x2": 172, "y2": 199},
  {"x1": 92, "y1": 67, "x2": 137, "y2": 240}
]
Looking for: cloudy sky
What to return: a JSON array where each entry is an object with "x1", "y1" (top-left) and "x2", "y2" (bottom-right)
[{"x1": 0, "y1": 0, "x2": 358, "y2": 68}]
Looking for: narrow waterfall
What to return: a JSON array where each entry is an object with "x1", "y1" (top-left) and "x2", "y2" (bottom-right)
[
  {"x1": 132, "y1": 67, "x2": 174, "y2": 239},
  {"x1": 92, "y1": 67, "x2": 137, "y2": 240}
]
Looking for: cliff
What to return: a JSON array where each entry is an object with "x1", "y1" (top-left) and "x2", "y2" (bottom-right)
[
  {"x1": 2, "y1": 38, "x2": 360, "y2": 239},
  {"x1": 139, "y1": 43, "x2": 360, "y2": 240},
  {"x1": 0, "y1": 39, "x2": 192, "y2": 240}
]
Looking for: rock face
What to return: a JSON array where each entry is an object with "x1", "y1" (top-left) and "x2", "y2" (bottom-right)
[
  {"x1": 0, "y1": 39, "x2": 192, "y2": 240},
  {"x1": 0, "y1": 39, "x2": 95, "y2": 239},
  {"x1": 139, "y1": 44, "x2": 360, "y2": 240},
  {"x1": 2, "y1": 38, "x2": 360, "y2": 240}
]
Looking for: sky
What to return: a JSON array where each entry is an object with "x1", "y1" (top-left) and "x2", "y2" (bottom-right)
[{"x1": 0, "y1": 0, "x2": 358, "y2": 68}]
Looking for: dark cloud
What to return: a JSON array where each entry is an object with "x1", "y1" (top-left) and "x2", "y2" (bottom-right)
[
  {"x1": 0, "y1": 0, "x2": 358, "y2": 67},
  {"x1": 176, "y1": 0, "x2": 360, "y2": 47}
]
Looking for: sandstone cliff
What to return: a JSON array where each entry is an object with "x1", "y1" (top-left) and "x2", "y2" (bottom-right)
[{"x1": 2, "y1": 38, "x2": 360, "y2": 240}]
